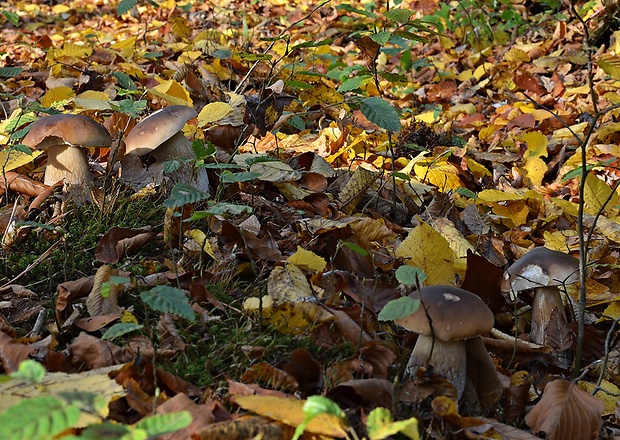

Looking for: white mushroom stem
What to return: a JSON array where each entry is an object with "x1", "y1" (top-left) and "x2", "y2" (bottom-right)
[
  {"x1": 530, "y1": 286, "x2": 567, "y2": 346},
  {"x1": 150, "y1": 132, "x2": 210, "y2": 193},
  {"x1": 44, "y1": 144, "x2": 93, "y2": 204},
  {"x1": 406, "y1": 336, "x2": 467, "y2": 398}
]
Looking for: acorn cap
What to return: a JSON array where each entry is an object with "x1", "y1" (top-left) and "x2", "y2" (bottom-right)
[
  {"x1": 501, "y1": 247, "x2": 579, "y2": 293},
  {"x1": 124, "y1": 105, "x2": 198, "y2": 156},
  {"x1": 395, "y1": 285, "x2": 494, "y2": 342},
  {"x1": 22, "y1": 114, "x2": 111, "y2": 149}
]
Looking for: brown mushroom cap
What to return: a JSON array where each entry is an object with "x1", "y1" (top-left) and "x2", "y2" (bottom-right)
[
  {"x1": 395, "y1": 285, "x2": 494, "y2": 342},
  {"x1": 501, "y1": 247, "x2": 579, "y2": 294},
  {"x1": 23, "y1": 114, "x2": 112, "y2": 149},
  {"x1": 124, "y1": 105, "x2": 198, "y2": 156}
]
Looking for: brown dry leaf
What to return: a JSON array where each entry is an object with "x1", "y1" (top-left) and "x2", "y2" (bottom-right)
[
  {"x1": 156, "y1": 393, "x2": 215, "y2": 440},
  {"x1": 95, "y1": 226, "x2": 154, "y2": 264},
  {"x1": 525, "y1": 379, "x2": 604, "y2": 440},
  {"x1": 432, "y1": 396, "x2": 503, "y2": 437},
  {"x1": 0, "y1": 172, "x2": 48, "y2": 197},
  {"x1": 241, "y1": 362, "x2": 299, "y2": 392},
  {"x1": 86, "y1": 265, "x2": 122, "y2": 317},
  {"x1": 68, "y1": 331, "x2": 132, "y2": 370},
  {"x1": 74, "y1": 314, "x2": 120, "y2": 332},
  {"x1": 157, "y1": 367, "x2": 202, "y2": 398},
  {"x1": 56, "y1": 275, "x2": 95, "y2": 323},
  {"x1": 326, "y1": 378, "x2": 393, "y2": 409},
  {"x1": 228, "y1": 380, "x2": 290, "y2": 398},
  {"x1": 338, "y1": 165, "x2": 381, "y2": 214},
  {"x1": 157, "y1": 313, "x2": 186, "y2": 358},
  {"x1": 196, "y1": 415, "x2": 294, "y2": 440},
  {"x1": 234, "y1": 395, "x2": 347, "y2": 438},
  {"x1": 0, "y1": 330, "x2": 36, "y2": 373},
  {"x1": 282, "y1": 348, "x2": 323, "y2": 395}
]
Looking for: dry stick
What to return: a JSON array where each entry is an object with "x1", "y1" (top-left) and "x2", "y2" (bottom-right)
[{"x1": 233, "y1": 0, "x2": 331, "y2": 95}]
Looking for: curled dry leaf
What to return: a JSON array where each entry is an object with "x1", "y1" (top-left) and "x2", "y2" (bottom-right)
[
  {"x1": 155, "y1": 393, "x2": 215, "y2": 440},
  {"x1": 326, "y1": 378, "x2": 393, "y2": 409},
  {"x1": 525, "y1": 378, "x2": 604, "y2": 440},
  {"x1": 95, "y1": 226, "x2": 154, "y2": 264}
]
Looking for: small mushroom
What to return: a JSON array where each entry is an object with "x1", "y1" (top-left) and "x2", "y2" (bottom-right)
[
  {"x1": 396, "y1": 285, "x2": 501, "y2": 408},
  {"x1": 501, "y1": 247, "x2": 579, "y2": 367},
  {"x1": 123, "y1": 105, "x2": 209, "y2": 192},
  {"x1": 22, "y1": 114, "x2": 112, "y2": 204}
]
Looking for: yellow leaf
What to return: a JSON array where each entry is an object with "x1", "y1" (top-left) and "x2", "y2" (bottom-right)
[
  {"x1": 431, "y1": 218, "x2": 473, "y2": 277},
  {"x1": 196, "y1": 102, "x2": 234, "y2": 127},
  {"x1": 492, "y1": 200, "x2": 529, "y2": 227},
  {"x1": 598, "y1": 54, "x2": 620, "y2": 81},
  {"x1": 149, "y1": 79, "x2": 192, "y2": 106},
  {"x1": 0, "y1": 149, "x2": 42, "y2": 172},
  {"x1": 413, "y1": 158, "x2": 462, "y2": 191},
  {"x1": 268, "y1": 264, "x2": 312, "y2": 304},
  {"x1": 112, "y1": 36, "x2": 137, "y2": 58},
  {"x1": 579, "y1": 380, "x2": 619, "y2": 416},
  {"x1": 235, "y1": 395, "x2": 347, "y2": 438},
  {"x1": 268, "y1": 301, "x2": 334, "y2": 334},
  {"x1": 522, "y1": 131, "x2": 548, "y2": 158},
  {"x1": 504, "y1": 48, "x2": 530, "y2": 62},
  {"x1": 395, "y1": 222, "x2": 456, "y2": 286},
  {"x1": 74, "y1": 91, "x2": 112, "y2": 110},
  {"x1": 476, "y1": 189, "x2": 523, "y2": 203},
  {"x1": 522, "y1": 156, "x2": 546, "y2": 186},
  {"x1": 473, "y1": 63, "x2": 493, "y2": 81},
  {"x1": 47, "y1": 43, "x2": 92, "y2": 61},
  {"x1": 287, "y1": 247, "x2": 326, "y2": 274},
  {"x1": 594, "y1": 122, "x2": 620, "y2": 142},
  {"x1": 551, "y1": 197, "x2": 579, "y2": 216},
  {"x1": 552, "y1": 122, "x2": 589, "y2": 141},
  {"x1": 40, "y1": 86, "x2": 75, "y2": 108},
  {"x1": 0, "y1": 366, "x2": 125, "y2": 427},
  {"x1": 465, "y1": 157, "x2": 491, "y2": 179},
  {"x1": 584, "y1": 173, "x2": 619, "y2": 219},
  {"x1": 413, "y1": 111, "x2": 438, "y2": 124},
  {"x1": 185, "y1": 229, "x2": 216, "y2": 259},
  {"x1": 171, "y1": 16, "x2": 192, "y2": 39},
  {"x1": 542, "y1": 230, "x2": 573, "y2": 251},
  {"x1": 52, "y1": 4, "x2": 70, "y2": 13}
]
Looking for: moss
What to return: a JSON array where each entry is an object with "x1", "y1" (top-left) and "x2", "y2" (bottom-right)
[{"x1": 0, "y1": 191, "x2": 166, "y2": 292}]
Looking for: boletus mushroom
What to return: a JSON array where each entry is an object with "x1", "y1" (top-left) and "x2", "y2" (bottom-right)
[
  {"x1": 501, "y1": 247, "x2": 579, "y2": 367},
  {"x1": 22, "y1": 114, "x2": 112, "y2": 204},
  {"x1": 123, "y1": 105, "x2": 209, "y2": 192},
  {"x1": 396, "y1": 285, "x2": 501, "y2": 409}
]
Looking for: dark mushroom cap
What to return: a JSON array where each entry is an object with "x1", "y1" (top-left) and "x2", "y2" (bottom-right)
[
  {"x1": 23, "y1": 114, "x2": 111, "y2": 149},
  {"x1": 124, "y1": 105, "x2": 198, "y2": 156},
  {"x1": 395, "y1": 285, "x2": 494, "y2": 342},
  {"x1": 501, "y1": 247, "x2": 579, "y2": 293}
]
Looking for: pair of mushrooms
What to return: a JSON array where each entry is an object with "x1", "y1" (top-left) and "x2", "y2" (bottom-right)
[
  {"x1": 396, "y1": 247, "x2": 578, "y2": 407},
  {"x1": 22, "y1": 106, "x2": 208, "y2": 203},
  {"x1": 396, "y1": 284, "x2": 502, "y2": 409}
]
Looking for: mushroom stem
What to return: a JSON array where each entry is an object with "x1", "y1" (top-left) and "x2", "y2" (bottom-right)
[
  {"x1": 152, "y1": 132, "x2": 210, "y2": 193},
  {"x1": 530, "y1": 286, "x2": 567, "y2": 346},
  {"x1": 44, "y1": 145, "x2": 93, "y2": 203},
  {"x1": 463, "y1": 337, "x2": 503, "y2": 410},
  {"x1": 406, "y1": 335, "x2": 467, "y2": 398}
]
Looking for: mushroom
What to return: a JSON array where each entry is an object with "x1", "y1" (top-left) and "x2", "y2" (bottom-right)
[
  {"x1": 22, "y1": 114, "x2": 112, "y2": 204},
  {"x1": 501, "y1": 247, "x2": 579, "y2": 367},
  {"x1": 123, "y1": 105, "x2": 209, "y2": 192},
  {"x1": 396, "y1": 285, "x2": 501, "y2": 408}
]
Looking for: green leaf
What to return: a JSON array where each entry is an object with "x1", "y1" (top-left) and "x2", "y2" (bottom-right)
[
  {"x1": 1, "y1": 10, "x2": 19, "y2": 26},
  {"x1": 360, "y1": 97, "x2": 401, "y2": 132},
  {"x1": 135, "y1": 411, "x2": 192, "y2": 437},
  {"x1": 11, "y1": 144, "x2": 33, "y2": 155},
  {"x1": 336, "y1": 4, "x2": 376, "y2": 17},
  {"x1": 140, "y1": 286, "x2": 195, "y2": 320},
  {"x1": 163, "y1": 159, "x2": 182, "y2": 174},
  {"x1": 111, "y1": 99, "x2": 146, "y2": 118},
  {"x1": 370, "y1": 31, "x2": 391, "y2": 45},
  {"x1": 238, "y1": 52, "x2": 272, "y2": 61},
  {"x1": 116, "y1": 0, "x2": 138, "y2": 15},
  {"x1": 164, "y1": 183, "x2": 210, "y2": 208},
  {"x1": 0, "y1": 67, "x2": 22, "y2": 78},
  {"x1": 384, "y1": 8, "x2": 414, "y2": 23},
  {"x1": 206, "y1": 202, "x2": 253, "y2": 216},
  {"x1": 102, "y1": 323, "x2": 144, "y2": 340},
  {"x1": 11, "y1": 360, "x2": 45, "y2": 383},
  {"x1": 367, "y1": 407, "x2": 419, "y2": 440},
  {"x1": 288, "y1": 115, "x2": 306, "y2": 130},
  {"x1": 342, "y1": 241, "x2": 368, "y2": 256},
  {"x1": 378, "y1": 296, "x2": 420, "y2": 321},
  {"x1": 292, "y1": 396, "x2": 345, "y2": 440},
  {"x1": 291, "y1": 38, "x2": 335, "y2": 51},
  {"x1": 456, "y1": 187, "x2": 477, "y2": 198},
  {"x1": 395, "y1": 265, "x2": 427, "y2": 286},
  {"x1": 0, "y1": 396, "x2": 81, "y2": 440},
  {"x1": 220, "y1": 171, "x2": 261, "y2": 183},
  {"x1": 338, "y1": 76, "x2": 371, "y2": 93},
  {"x1": 112, "y1": 71, "x2": 137, "y2": 90}
]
